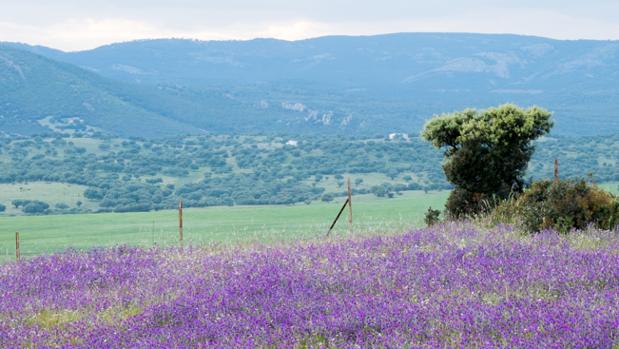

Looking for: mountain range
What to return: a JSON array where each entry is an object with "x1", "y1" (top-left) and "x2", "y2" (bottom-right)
[{"x1": 1, "y1": 33, "x2": 618, "y2": 137}]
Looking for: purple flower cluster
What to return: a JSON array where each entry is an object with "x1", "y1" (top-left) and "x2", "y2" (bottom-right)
[{"x1": 1, "y1": 224, "x2": 618, "y2": 348}]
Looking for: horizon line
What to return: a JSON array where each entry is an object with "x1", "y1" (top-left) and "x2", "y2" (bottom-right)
[{"x1": 3, "y1": 31, "x2": 619, "y2": 53}]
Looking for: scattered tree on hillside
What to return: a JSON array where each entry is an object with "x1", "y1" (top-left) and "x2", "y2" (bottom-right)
[
  {"x1": 422, "y1": 104, "x2": 553, "y2": 217},
  {"x1": 22, "y1": 200, "x2": 50, "y2": 214}
]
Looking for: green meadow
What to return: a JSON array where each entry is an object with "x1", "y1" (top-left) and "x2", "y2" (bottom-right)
[{"x1": 0, "y1": 190, "x2": 449, "y2": 262}]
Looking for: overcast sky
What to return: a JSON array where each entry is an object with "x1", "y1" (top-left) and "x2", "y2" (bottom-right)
[{"x1": 1, "y1": 0, "x2": 618, "y2": 51}]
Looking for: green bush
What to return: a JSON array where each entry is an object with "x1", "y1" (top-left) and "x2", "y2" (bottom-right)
[
  {"x1": 22, "y1": 200, "x2": 50, "y2": 214},
  {"x1": 512, "y1": 179, "x2": 619, "y2": 233},
  {"x1": 444, "y1": 188, "x2": 502, "y2": 219},
  {"x1": 424, "y1": 207, "x2": 441, "y2": 226}
]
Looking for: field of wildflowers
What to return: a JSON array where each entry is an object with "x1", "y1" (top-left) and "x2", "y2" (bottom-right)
[{"x1": 1, "y1": 223, "x2": 618, "y2": 348}]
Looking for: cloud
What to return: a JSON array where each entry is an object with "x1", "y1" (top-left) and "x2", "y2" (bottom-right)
[
  {"x1": 0, "y1": 18, "x2": 163, "y2": 50},
  {"x1": 0, "y1": 17, "x2": 335, "y2": 50},
  {"x1": 1, "y1": 5, "x2": 619, "y2": 51},
  {"x1": 257, "y1": 20, "x2": 330, "y2": 40},
  {"x1": 48, "y1": 18, "x2": 164, "y2": 49}
]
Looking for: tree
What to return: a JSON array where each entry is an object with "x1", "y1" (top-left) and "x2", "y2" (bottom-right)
[
  {"x1": 12, "y1": 199, "x2": 30, "y2": 208},
  {"x1": 321, "y1": 193, "x2": 334, "y2": 202},
  {"x1": 22, "y1": 201, "x2": 50, "y2": 214},
  {"x1": 422, "y1": 104, "x2": 553, "y2": 217}
]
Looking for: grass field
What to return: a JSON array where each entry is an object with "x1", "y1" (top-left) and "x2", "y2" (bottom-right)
[
  {"x1": 0, "y1": 190, "x2": 449, "y2": 262},
  {"x1": 1, "y1": 181, "x2": 616, "y2": 263},
  {"x1": 599, "y1": 181, "x2": 619, "y2": 195}
]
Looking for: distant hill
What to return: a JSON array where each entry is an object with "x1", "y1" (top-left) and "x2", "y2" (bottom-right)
[
  {"x1": 3, "y1": 33, "x2": 619, "y2": 137},
  {"x1": 0, "y1": 46, "x2": 201, "y2": 137}
]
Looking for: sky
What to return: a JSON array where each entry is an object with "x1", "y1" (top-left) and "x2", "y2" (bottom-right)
[{"x1": 1, "y1": 0, "x2": 619, "y2": 51}]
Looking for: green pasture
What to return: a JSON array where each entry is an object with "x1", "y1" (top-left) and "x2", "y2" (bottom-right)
[
  {"x1": 0, "y1": 190, "x2": 449, "y2": 262},
  {"x1": 599, "y1": 181, "x2": 619, "y2": 195}
]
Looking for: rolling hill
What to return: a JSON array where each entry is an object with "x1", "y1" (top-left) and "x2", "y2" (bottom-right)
[
  {"x1": 2, "y1": 33, "x2": 619, "y2": 137},
  {"x1": 0, "y1": 46, "x2": 200, "y2": 137}
]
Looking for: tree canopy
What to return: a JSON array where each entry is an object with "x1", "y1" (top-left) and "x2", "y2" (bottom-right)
[{"x1": 423, "y1": 104, "x2": 553, "y2": 217}]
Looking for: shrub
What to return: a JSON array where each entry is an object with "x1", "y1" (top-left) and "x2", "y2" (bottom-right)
[
  {"x1": 424, "y1": 207, "x2": 441, "y2": 226},
  {"x1": 321, "y1": 194, "x2": 334, "y2": 202},
  {"x1": 84, "y1": 188, "x2": 104, "y2": 200},
  {"x1": 0, "y1": 203, "x2": 5, "y2": 213},
  {"x1": 444, "y1": 188, "x2": 502, "y2": 219},
  {"x1": 22, "y1": 201, "x2": 50, "y2": 214},
  {"x1": 55, "y1": 203, "x2": 70, "y2": 210},
  {"x1": 513, "y1": 179, "x2": 618, "y2": 233},
  {"x1": 12, "y1": 199, "x2": 32, "y2": 208}
]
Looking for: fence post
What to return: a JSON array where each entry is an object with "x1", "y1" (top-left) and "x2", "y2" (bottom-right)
[
  {"x1": 178, "y1": 200, "x2": 183, "y2": 245},
  {"x1": 347, "y1": 177, "x2": 353, "y2": 234},
  {"x1": 326, "y1": 198, "x2": 350, "y2": 237},
  {"x1": 15, "y1": 231, "x2": 20, "y2": 261},
  {"x1": 554, "y1": 159, "x2": 559, "y2": 181}
]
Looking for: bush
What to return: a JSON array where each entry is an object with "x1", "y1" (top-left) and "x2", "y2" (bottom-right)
[
  {"x1": 424, "y1": 207, "x2": 441, "y2": 226},
  {"x1": 12, "y1": 199, "x2": 32, "y2": 208},
  {"x1": 22, "y1": 200, "x2": 50, "y2": 214},
  {"x1": 512, "y1": 179, "x2": 618, "y2": 233},
  {"x1": 84, "y1": 188, "x2": 104, "y2": 200},
  {"x1": 55, "y1": 203, "x2": 70, "y2": 210},
  {"x1": 321, "y1": 194, "x2": 334, "y2": 202},
  {"x1": 444, "y1": 188, "x2": 500, "y2": 219},
  {"x1": 0, "y1": 203, "x2": 5, "y2": 212}
]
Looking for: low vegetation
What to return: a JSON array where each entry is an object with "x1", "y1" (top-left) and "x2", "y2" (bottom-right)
[
  {"x1": 1, "y1": 223, "x2": 617, "y2": 348},
  {"x1": 0, "y1": 100, "x2": 617, "y2": 348},
  {"x1": 490, "y1": 179, "x2": 619, "y2": 233}
]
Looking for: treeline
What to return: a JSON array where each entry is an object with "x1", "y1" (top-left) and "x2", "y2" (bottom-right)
[
  {"x1": 0, "y1": 133, "x2": 617, "y2": 214},
  {"x1": 0, "y1": 134, "x2": 447, "y2": 213}
]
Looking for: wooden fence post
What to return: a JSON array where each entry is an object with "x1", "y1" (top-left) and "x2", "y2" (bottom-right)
[
  {"x1": 178, "y1": 200, "x2": 183, "y2": 245},
  {"x1": 15, "y1": 231, "x2": 20, "y2": 261},
  {"x1": 347, "y1": 177, "x2": 353, "y2": 234},
  {"x1": 327, "y1": 198, "x2": 350, "y2": 237},
  {"x1": 554, "y1": 159, "x2": 559, "y2": 181}
]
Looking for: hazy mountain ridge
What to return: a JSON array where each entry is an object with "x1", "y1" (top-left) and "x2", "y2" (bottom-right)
[
  {"x1": 0, "y1": 46, "x2": 206, "y2": 137},
  {"x1": 2, "y1": 33, "x2": 619, "y2": 137}
]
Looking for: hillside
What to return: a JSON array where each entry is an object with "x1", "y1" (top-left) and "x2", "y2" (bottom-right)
[
  {"x1": 3, "y1": 33, "x2": 619, "y2": 136},
  {"x1": 0, "y1": 46, "x2": 201, "y2": 137}
]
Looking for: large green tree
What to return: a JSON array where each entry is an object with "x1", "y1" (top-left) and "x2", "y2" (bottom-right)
[{"x1": 422, "y1": 104, "x2": 553, "y2": 217}]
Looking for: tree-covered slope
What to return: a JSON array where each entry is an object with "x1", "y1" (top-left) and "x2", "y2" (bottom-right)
[
  {"x1": 3, "y1": 33, "x2": 619, "y2": 137},
  {"x1": 49, "y1": 33, "x2": 619, "y2": 136},
  {"x1": 0, "y1": 46, "x2": 200, "y2": 137}
]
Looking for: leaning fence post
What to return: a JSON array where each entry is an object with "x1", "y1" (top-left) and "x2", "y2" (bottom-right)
[
  {"x1": 178, "y1": 200, "x2": 183, "y2": 245},
  {"x1": 15, "y1": 231, "x2": 20, "y2": 261},
  {"x1": 347, "y1": 177, "x2": 353, "y2": 234},
  {"x1": 327, "y1": 198, "x2": 350, "y2": 237}
]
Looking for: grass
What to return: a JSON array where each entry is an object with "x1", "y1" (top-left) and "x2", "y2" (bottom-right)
[
  {"x1": 599, "y1": 181, "x2": 619, "y2": 195},
  {"x1": 0, "y1": 190, "x2": 449, "y2": 262},
  {"x1": 312, "y1": 172, "x2": 419, "y2": 192}
]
